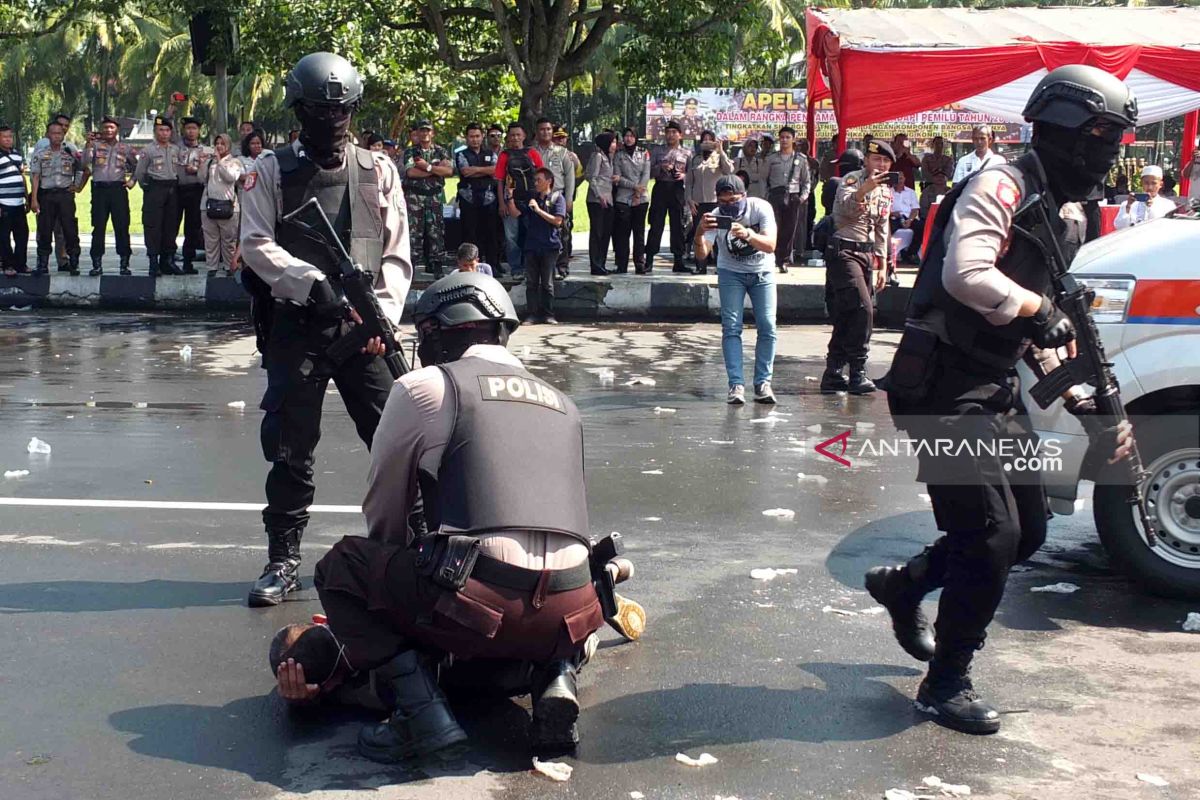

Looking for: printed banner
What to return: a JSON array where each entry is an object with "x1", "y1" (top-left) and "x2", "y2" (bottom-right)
[{"x1": 644, "y1": 89, "x2": 1029, "y2": 145}]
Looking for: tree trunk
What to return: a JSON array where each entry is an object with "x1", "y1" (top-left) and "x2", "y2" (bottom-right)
[
  {"x1": 214, "y1": 61, "x2": 229, "y2": 135},
  {"x1": 519, "y1": 86, "x2": 549, "y2": 129}
]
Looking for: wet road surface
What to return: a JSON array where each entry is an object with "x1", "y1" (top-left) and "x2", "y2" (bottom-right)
[{"x1": 0, "y1": 311, "x2": 1197, "y2": 800}]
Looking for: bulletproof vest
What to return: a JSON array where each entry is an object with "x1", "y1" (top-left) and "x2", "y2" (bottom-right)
[
  {"x1": 909, "y1": 151, "x2": 1060, "y2": 371},
  {"x1": 420, "y1": 356, "x2": 590, "y2": 544},
  {"x1": 274, "y1": 144, "x2": 383, "y2": 275}
]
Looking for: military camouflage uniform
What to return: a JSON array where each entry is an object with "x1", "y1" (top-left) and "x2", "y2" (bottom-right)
[{"x1": 402, "y1": 143, "x2": 450, "y2": 274}]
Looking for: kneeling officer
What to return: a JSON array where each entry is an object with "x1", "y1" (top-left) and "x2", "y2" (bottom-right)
[{"x1": 301, "y1": 272, "x2": 641, "y2": 761}]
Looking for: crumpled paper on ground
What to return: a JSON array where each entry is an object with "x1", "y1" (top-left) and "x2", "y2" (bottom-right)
[
  {"x1": 531, "y1": 758, "x2": 573, "y2": 781},
  {"x1": 1031, "y1": 582, "x2": 1080, "y2": 594},
  {"x1": 762, "y1": 508, "x2": 795, "y2": 520},
  {"x1": 1137, "y1": 773, "x2": 1169, "y2": 787},
  {"x1": 227, "y1": 400, "x2": 246, "y2": 409},
  {"x1": 27, "y1": 437, "x2": 51, "y2": 455},
  {"x1": 923, "y1": 776, "x2": 971, "y2": 796},
  {"x1": 1182, "y1": 612, "x2": 1200, "y2": 632},
  {"x1": 750, "y1": 568, "x2": 797, "y2": 581},
  {"x1": 625, "y1": 376, "x2": 657, "y2": 386},
  {"x1": 4, "y1": 469, "x2": 30, "y2": 478},
  {"x1": 675, "y1": 752, "x2": 718, "y2": 767},
  {"x1": 654, "y1": 407, "x2": 677, "y2": 414}
]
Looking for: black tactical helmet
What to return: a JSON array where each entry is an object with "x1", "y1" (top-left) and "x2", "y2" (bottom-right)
[
  {"x1": 413, "y1": 272, "x2": 520, "y2": 332},
  {"x1": 284, "y1": 52, "x2": 364, "y2": 109},
  {"x1": 837, "y1": 148, "x2": 864, "y2": 172},
  {"x1": 1023, "y1": 64, "x2": 1137, "y2": 129}
]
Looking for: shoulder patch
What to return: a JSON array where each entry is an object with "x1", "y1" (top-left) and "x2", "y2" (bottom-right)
[
  {"x1": 995, "y1": 176, "x2": 1020, "y2": 210},
  {"x1": 844, "y1": 175, "x2": 857, "y2": 186},
  {"x1": 478, "y1": 375, "x2": 566, "y2": 414},
  {"x1": 243, "y1": 172, "x2": 257, "y2": 191}
]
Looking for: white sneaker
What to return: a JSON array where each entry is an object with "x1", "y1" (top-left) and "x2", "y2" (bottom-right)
[
  {"x1": 754, "y1": 382, "x2": 777, "y2": 404},
  {"x1": 727, "y1": 385, "x2": 746, "y2": 405}
]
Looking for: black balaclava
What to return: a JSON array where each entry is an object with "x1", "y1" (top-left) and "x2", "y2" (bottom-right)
[
  {"x1": 1033, "y1": 121, "x2": 1123, "y2": 203},
  {"x1": 295, "y1": 103, "x2": 354, "y2": 169}
]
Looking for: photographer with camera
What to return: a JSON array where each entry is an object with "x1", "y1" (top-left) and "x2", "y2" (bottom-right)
[
  {"x1": 694, "y1": 175, "x2": 779, "y2": 405},
  {"x1": 1114, "y1": 164, "x2": 1175, "y2": 228},
  {"x1": 820, "y1": 139, "x2": 894, "y2": 395}
]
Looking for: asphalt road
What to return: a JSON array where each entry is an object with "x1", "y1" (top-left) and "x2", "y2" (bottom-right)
[{"x1": 0, "y1": 312, "x2": 1197, "y2": 800}]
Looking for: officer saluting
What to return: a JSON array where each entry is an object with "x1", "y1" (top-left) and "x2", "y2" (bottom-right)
[
  {"x1": 80, "y1": 116, "x2": 138, "y2": 276},
  {"x1": 821, "y1": 139, "x2": 894, "y2": 394},
  {"x1": 132, "y1": 116, "x2": 183, "y2": 276},
  {"x1": 867, "y1": 66, "x2": 1138, "y2": 735},
  {"x1": 239, "y1": 52, "x2": 413, "y2": 607}
]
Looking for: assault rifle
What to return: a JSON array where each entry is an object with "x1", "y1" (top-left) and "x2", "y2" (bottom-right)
[
  {"x1": 282, "y1": 197, "x2": 411, "y2": 380},
  {"x1": 1011, "y1": 193, "x2": 1158, "y2": 548}
]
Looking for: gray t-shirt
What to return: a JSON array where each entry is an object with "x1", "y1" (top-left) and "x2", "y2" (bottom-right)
[{"x1": 704, "y1": 197, "x2": 777, "y2": 274}]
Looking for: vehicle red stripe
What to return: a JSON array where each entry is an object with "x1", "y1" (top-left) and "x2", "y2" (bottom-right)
[{"x1": 1128, "y1": 279, "x2": 1200, "y2": 320}]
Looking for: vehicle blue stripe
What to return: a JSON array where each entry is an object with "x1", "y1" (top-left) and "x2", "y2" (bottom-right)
[{"x1": 1127, "y1": 316, "x2": 1200, "y2": 325}]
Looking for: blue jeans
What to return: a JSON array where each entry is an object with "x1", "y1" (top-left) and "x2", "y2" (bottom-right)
[
  {"x1": 717, "y1": 268, "x2": 777, "y2": 389},
  {"x1": 503, "y1": 213, "x2": 524, "y2": 275}
]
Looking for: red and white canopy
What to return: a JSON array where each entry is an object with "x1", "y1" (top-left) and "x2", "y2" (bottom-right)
[{"x1": 806, "y1": 7, "x2": 1200, "y2": 130}]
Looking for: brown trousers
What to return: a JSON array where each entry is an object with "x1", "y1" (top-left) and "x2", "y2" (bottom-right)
[{"x1": 315, "y1": 536, "x2": 604, "y2": 672}]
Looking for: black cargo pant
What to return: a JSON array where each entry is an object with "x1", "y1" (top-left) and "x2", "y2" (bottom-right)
[
  {"x1": 0, "y1": 203, "x2": 29, "y2": 270},
  {"x1": 459, "y1": 200, "x2": 502, "y2": 273},
  {"x1": 889, "y1": 360, "x2": 1048, "y2": 653},
  {"x1": 770, "y1": 191, "x2": 805, "y2": 268},
  {"x1": 824, "y1": 245, "x2": 874, "y2": 369},
  {"x1": 259, "y1": 302, "x2": 394, "y2": 538},
  {"x1": 612, "y1": 202, "x2": 648, "y2": 272},
  {"x1": 645, "y1": 181, "x2": 685, "y2": 265},
  {"x1": 35, "y1": 189, "x2": 80, "y2": 259},
  {"x1": 175, "y1": 183, "x2": 205, "y2": 262},
  {"x1": 90, "y1": 183, "x2": 132, "y2": 258},
  {"x1": 142, "y1": 180, "x2": 178, "y2": 261}
]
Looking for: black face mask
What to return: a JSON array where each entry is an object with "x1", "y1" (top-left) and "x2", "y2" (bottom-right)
[
  {"x1": 295, "y1": 104, "x2": 353, "y2": 168},
  {"x1": 1035, "y1": 121, "x2": 1123, "y2": 202}
]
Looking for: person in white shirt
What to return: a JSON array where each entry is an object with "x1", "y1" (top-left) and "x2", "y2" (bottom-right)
[
  {"x1": 1114, "y1": 165, "x2": 1175, "y2": 229},
  {"x1": 952, "y1": 125, "x2": 1006, "y2": 184},
  {"x1": 1184, "y1": 147, "x2": 1200, "y2": 202},
  {"x1": 889, "y1": 171, "x2": 921, "y2": 263}
]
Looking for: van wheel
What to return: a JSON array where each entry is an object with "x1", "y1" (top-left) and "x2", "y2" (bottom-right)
[{"x1": 1094, "y1": 414, "x2": 1200, "y2": 600}]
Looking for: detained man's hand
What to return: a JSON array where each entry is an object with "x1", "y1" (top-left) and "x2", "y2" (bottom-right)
[
  {"x1": 277, "y1": 659, "x2": 320, "y2": 703},
  {"x1": 1109, "y1": 419, "x2": 1135, "y2": 465}
]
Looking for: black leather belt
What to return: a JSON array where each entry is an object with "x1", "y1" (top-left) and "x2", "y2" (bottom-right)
[
  {"x1": 92, "y1": 181, "x2": 125, "y2": 188},
  {"x1": 38, "y1": 188, "x2": 71, "y2": 194},
  {"x1": 146, "y1": 179, "x2": 178, "y2": 186},
  {"x1": 471, "y1": 553, "x2": 591, "y2": 594},
  {"x1": 831, "y1": 238, "x2": 874, "y2": 253}
]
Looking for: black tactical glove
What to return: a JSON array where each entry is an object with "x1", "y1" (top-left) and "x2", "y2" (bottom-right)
[
  {"x1": 308, "y1": 277, "x2": 338, "y2": 306},
  {"x1": 1031, "y1": 295, "x2": 1075, "y2": 349}
]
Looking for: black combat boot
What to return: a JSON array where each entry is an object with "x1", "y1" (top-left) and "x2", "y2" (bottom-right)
[
  {"x1": 865, "y1": 561, "x2": 935, "y2": 662},
  {"x1": 530, "y1": 660, "x2": 580, "y2": 753},
  {"x1": 89, "y1": 256, "x2": 103, "y2": 277},
  {"x1": 916, "y1": 645, "x2": 1001, "y2": 735},
  {"x1": 118, "y1": 256, "x2": 132, "y2": 276},
  {"x1": 847, "y1": 363, "x2": 877, "y2": 394},
  {"x1": 159, "y1": 254, "x2": 182, "y2": 276},
  {"x1": 182, "y1": 255, "x2": 199, "y2": 275},
  {"x1": 247, "y1": 528, "x2": 302, "y2": 607},
  {"x1": 358, "y1": 649, "x2": 468, "y2": 763},
  {"x1": 820, "y1": 361, "x2": 849, "y2": 393},
  {"x1": 672, "y1": 260, "x2": 689, "y2": 274},
  {"x1": 35, "y1": 254, "x2": 50, "y2": 275}
]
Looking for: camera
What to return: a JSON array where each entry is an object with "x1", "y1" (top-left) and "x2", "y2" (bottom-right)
[
  {"x1": 1134, "y1": 192, "x2": 1150, "y2": 203},
  {"x1": 171, "y1": 92, "x2": 188, "y2": 103},
  {"x1": 714, "y1": 215, "x2": 734, "y2": 230},
  {"x1": 880, "y1": 171, "x2": 901, "y2": 188}
]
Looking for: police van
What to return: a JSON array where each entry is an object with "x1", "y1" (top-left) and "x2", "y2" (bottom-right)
[{"x1": 1020, "y1": 212, "x2": 1200, "y2": 599}]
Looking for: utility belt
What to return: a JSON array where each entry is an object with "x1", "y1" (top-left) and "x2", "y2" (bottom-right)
[
  {"x1": 829, "y1": 238, "x2": 874, "y2": 254},
  {"x1": 144, "y1": 178, "x2": 178, "y2": 187},
  {"x1": 882, "y1": 321, "x2": 1018, "y2": 405},
  {"x1": 413, "y1": 533, "x2": 591, "y2": 595},
  {"x1": 37, "y1": 187, "x2": 72, "y2": 195},
  {"x1": 92, "y1": 181, "x2": 126, "y2": 189}
]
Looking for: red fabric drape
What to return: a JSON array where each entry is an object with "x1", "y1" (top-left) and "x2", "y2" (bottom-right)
[
  {"x1": 1031, "y1": 43, "x2": 1143, "y2": 79},
  {"x1": 1182, "y1": 110, "x2": 1198, "y2": 197}
]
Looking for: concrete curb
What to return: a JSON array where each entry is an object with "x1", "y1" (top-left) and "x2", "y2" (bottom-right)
[{"x1": 0, "y1": 272, "x2": 913, "y2": 325}]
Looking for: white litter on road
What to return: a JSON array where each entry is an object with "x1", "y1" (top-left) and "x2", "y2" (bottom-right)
[
  {"x1": 822, "y1": 605, "x2": 857, "y2": 616},
  {"x1": 750, "y1": 568, "x2": 798, "y2": 581},
  {"x1": 641, "y1": 469, "x2": 663, "y2": 475},
  {"x1": 531, "y1": 758, "x2": 573, "y2": 782},
  {"x1": 625, "y1": 376, "x2": 657, "y2": 386},
  {"x1": 762, "y1": 508, "x2": 796, "y2": 520},
  {"x1": 861, "y1": 606, "x2": 887, "y2": 615},
  {"x1": 675, "y1": 752, "x2": 718, "y2": 767},
  {"x1": 642, "y1": 516, "x2": 662, "y2": 522},
  {"x1": 855, "y1": 422, "x2": 876, "y2": 430},
  {"x1": 804, "y1": 376, "x2": 818, "y2": 382},
  {"x1": 134, "y1": 401, "x2": 148, "y2": 408},
  {"x1": 797, "y1": 473, "x2": 830, "y2": 487},
  {"x1": 630, "y1": 793, "x2": 645, "y2": 799},
  {"x1": 1182, "y1": 612, "x2": 1200, "y2": 632},
  {"x1": 9, "y1": 305, "x2": 32, "y2": 311},
  {"x1": 709, "y1": 439, "x2": 735, "y2": 445},
  {"x1": 26, "y1": 437, "x2": 51, "y2": 455},
  {"x1": 918, "y1": 493, "x2": 931, "y2": 503},
  {"x1": 750, "y1": 417, "x2": 780, "y2": 425},
  {"x1": 4, "y1": 469, "x2": 30, "y2": 479},
  {"x1": 806, "y1": 424, "x2": 822, "y2": 432},
  {"x1": 884, "y1": 790, "x2": 932, "y2": 800},
  {"x1": 179, "y1": 345, "x2": 193, "y2": 360},
  {"x1": 1031, "y1": 582, "x2": 1080, "y2": 594},
  {"x1": 1136, "y1": 774, "x2": 1169, "y2": 787},
  {"x1": 654, "y1": 406, "x2": 677, "y2": 414},
  {"x1": 227, "y1": 400, "x2": 246, "y2": 409},
  {"x1": 922, "y1": 776, "x2": 971, "y2": 796}
]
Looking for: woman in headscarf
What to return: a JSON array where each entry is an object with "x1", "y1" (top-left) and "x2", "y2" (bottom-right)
[
  {"x1": 611, "y1": 128, "x2": 652, "y2": 274},
  {"x1": 200, "y1": 133, "x2": 243, "y2": 276},
  {"x1": 585, "y1": 132, "x2": 617, "y2": 276}
]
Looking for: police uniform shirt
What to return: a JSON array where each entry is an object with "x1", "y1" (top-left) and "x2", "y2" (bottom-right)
[
  {"x1": 833, "y1": 169, "x2": 891, "y2": 259},
  {"x1": 532, "y1": 143, "x2": 576, "y2": 201},
  {"x1": 921, "y1": 152, "x2": 954, "y2": 188},
  {"x1": 363, "y1": 343, "x2": 589, "y2": 570},
  {"x1": 1113, "y1": 194, "x2": 1175, "y2": 229},
  {"x1": 133, "y1": 142, "x2": 183, "y2": 183},
  {"x1": 238, "y1": 140, "x2": 412, "y2": 324},
  {"x1": 650, "y1": 145, "x2": 692, "y2": 183},
  {"x1": 83, "y1": 140, "x2": 137, "y2": 183},
  {"x1": 952, "y1": 148, "x2": 1006, "y2": 184},
  {"x1": 764, "y1": 150, "x2": 811, "y2": 201},
  {"x1": 30, "y1": 146, "x2": 80, "y2": 190},
  {"x1": 177, "y1": 141, "x2": 212, "y2": 186}
]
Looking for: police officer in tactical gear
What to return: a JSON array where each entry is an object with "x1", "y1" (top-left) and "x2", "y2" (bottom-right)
[
  {"x1": 867, "y1": 65, "x2": 1138, "y2": 735},
  {"x1": 239, "y1": 52, "x2": 413, "y2": 607},
  {"x1": 284, "y1": 271, "x2": 608, "y2": 761},
  {"x1": 821, "y1": 139, "x2": 893, "y2": 394}
]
